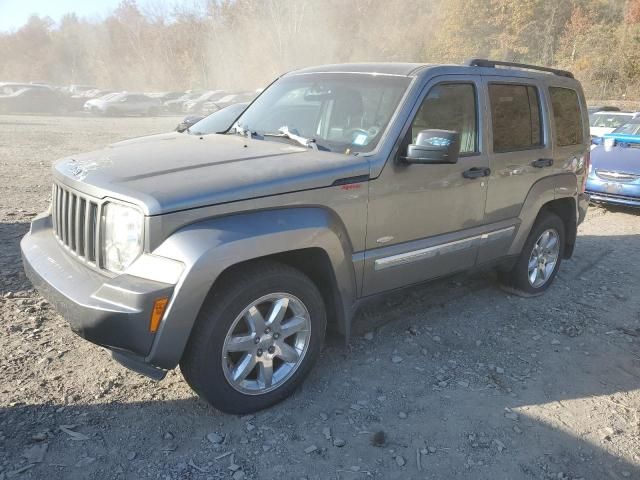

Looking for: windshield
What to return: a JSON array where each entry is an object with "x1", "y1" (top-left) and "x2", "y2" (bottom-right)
[
  {"x1": 100, "y1": 92, "x2": 120, "y2": 101},
  {"x1": 232, "y1": 72, "x2": 410, "y2": 154},
  {"x1": 190, "y1": 103, "x2": 248, "y2": 135},
  {"x1": 9, "y1": 88, "x2": 30, "y2": 96},
  {"x1": 612, "y1": 121, "x2": 640, "y2": 136},
  {"x1": 590, "y1": 113, "x2": 632, "y2": 128}
]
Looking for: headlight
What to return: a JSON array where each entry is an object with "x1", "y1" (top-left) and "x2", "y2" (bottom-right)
[
  {"x1": 103, "y1": 202, "x2": 144, "y2": 273},
  {"x1": 604, "y1": 137, "x2": 615, "y2": 149}
]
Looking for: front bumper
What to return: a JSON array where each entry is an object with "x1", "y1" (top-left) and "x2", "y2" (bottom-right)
[
  {"x1": 577, "y1": 192, "x2": 589, "y2": 224},
  {"x1": 21, "y1": 214, "x2": 176, "y2": 376},
  {"x1": 586, "y1": 176, "x2": 640, "y2": 208}
]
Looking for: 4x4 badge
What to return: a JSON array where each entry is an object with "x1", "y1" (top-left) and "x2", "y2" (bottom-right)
[{"x1": 67, "y1": 160, "x2": 83, "y2": 177}]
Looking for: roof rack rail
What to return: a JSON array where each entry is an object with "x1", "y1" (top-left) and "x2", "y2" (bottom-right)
[{"x1": 467, "y1": 58, "x2": 574, "y2": 79}]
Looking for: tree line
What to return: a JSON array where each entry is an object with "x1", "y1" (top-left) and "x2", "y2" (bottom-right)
[{"x1": 0, "y1": 0, "x2": 638, "y2": 100}]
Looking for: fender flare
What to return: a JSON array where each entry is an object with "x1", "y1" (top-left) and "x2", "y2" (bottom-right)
[
  {"x1": 508, "y1": 173, "x2": 578, "y2": 256},
  {"x1": 145, "y1": 207, "x2": 356, "y2": 369}
]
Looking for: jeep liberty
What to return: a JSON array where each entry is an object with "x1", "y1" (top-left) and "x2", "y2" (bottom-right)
[{"x1": 21, "y1": 60, "x2": 590, "y2": 413}]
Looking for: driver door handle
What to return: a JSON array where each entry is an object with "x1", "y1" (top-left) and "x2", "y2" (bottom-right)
[
  {"x1": 462, "y1": 167, "x2": 491, "y2": 179},
  {"x1": 532, "y1": 158, "x2": 554, "y2": 168}
]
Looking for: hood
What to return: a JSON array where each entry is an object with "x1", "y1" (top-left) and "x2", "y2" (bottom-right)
[
  {"x1": 53, "y1": 132, "x2": 370, "y2": 215},
  {"x1": 591, "y1": 145, "x2": 640, "y2": 174}
]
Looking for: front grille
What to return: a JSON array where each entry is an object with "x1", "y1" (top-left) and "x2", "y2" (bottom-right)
[
  {"x1": 595, "y1": 169, "x2": 640, "y2": 182},
  {"x1": 51, "y1": 183, "x2": 101, "y2": 266}
]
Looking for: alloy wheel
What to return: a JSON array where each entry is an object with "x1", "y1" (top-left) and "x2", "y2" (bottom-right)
[
  {"x1": 527, "y1": 228, "x2": 560, "y2": 288},
  {"x1": 221, "y1": 293, "x2": 311, "y2": 395}
]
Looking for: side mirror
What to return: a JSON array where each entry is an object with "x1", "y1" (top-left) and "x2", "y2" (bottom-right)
[
  {"x1": 176, "y1": 115, "x2": 204, "y2": 133},
  {"x1": 401, "y1": 129, "x2": 461, "y2": 164}
]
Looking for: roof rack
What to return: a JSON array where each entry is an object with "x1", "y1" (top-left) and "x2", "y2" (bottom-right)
[{"x1": 467, "y1": 58, "x2": 574, "y2": 79}]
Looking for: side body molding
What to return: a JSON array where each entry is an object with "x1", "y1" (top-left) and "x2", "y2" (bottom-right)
[
  {"x1": 508, "y1": 173, "x2": 578, "y2": 257},
  {"x1": 145, "y1": 207, "x2": 357, "y2": 369}
]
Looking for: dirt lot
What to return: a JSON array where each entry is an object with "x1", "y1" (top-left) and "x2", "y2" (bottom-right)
[{"x1": 1, "y1": 115, "x2": 639, "y2": 480}]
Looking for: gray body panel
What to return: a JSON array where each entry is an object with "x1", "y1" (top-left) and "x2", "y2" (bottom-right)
[
  {"x1": 22, "y1": 61, "x2": 590, "y2": 375},
  {"x1": 147, "y1": 207, "x2": 358, "y2": 368},
  {"x1": 21, "y1": 214, "x2": 174, "y2": 360},
  {"x1": 54, "y1": 132, "x2": 371, "y2": 216}
]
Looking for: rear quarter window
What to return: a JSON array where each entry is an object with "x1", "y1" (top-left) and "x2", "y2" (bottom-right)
[{"x1": 549, "y1": 87, "x2": 583, "y2": 147}]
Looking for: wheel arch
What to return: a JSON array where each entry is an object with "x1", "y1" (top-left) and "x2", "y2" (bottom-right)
[
  {"x1": 509, "y1": 173, "x2": 579, "y2": 259},
  {"x1": 145, "y1": 207, "x2": 357, "y2": 370},
  {"x1": 539, "y1": 197, "x2": 577, "y2": 259}
]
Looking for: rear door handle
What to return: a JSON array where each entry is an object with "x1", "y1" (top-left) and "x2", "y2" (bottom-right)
[
  {"x1": 463, "y1": 167, "x2": 491, "y2": 179},
  {"x1": 532, "y1": 158, "x2": 554, "y2": 168}
]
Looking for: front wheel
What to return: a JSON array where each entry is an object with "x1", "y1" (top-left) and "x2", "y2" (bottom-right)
[
  {"x1": 180, "y1": 261, "x2": 326, "y2": 413},
  {"x1": 499, "y1": 211, "x2": 565, "y2": 296}
]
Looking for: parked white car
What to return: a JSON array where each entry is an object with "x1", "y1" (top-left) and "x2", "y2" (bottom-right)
[
  {"x1": 84, "y1": 92, "x2": 161, "y2": 116},
  {"x1": 590, "y1": 111, "x2": 638, "y2": 138}
]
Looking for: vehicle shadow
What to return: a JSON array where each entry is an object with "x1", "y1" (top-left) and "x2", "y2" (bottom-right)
[
  {"x1": 0, "y1": 221, "x2": 31, "y2": 294},
  {"x1": 0, "y1": 386, "x2": 637, "y2": 480},
  {"x1": 2, "y1": 220, "x2": 639, "y2": 478},
  {"x1": 590, "y1": 202, "x2": 640, "y2": 216}
]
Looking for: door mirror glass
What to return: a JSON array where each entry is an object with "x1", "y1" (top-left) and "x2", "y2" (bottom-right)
[{"x1": 403, "y1": 129, "x2": 460, "y2": 164}]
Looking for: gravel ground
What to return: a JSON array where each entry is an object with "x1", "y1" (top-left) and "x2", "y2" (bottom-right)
[{"x1": 1, "y1": 115, "x2": 639, "y2": 480}]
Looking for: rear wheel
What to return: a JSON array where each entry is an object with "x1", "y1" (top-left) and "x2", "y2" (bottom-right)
[
  {"x1": 180, "y1": 261, "x2": 326, "y2": 414},
  {"x1": 500, "y1": 211, "x2": 565, "y2": 296}
]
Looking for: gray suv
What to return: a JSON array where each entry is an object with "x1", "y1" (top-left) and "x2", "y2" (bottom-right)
[{"x1": 21, "y1": 60, "x2": 590, "y2": 413}]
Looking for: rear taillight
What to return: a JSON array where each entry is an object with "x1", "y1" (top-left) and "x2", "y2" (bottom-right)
[{"x1": 581, "y1": 149, "x2": 590, "y2": 193}]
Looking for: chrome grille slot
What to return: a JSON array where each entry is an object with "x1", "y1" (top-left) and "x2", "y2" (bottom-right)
[
  {"x1": 87, "y1": 202, "x2": 98, "y2": 262},
  {"x1": 76, "y1": 197, "x2": 86, "y2": 257},
  {"x1": 51, "y1": 183, "x2": 100, "y2": 266},
  {"x1": 596, "y1": 169, "x2": 640, "y2": 183}
]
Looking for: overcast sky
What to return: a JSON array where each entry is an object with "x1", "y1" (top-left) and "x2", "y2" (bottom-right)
[{"x1": 0, "y1": 0, "x2": 190, "y2": 32}]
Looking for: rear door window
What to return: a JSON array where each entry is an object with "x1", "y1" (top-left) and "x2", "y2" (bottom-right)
[
  {"x1": 549, "y1": 87, "x2": 584, "y2": 146},
  {"x1": 489, "y1": 84, "x2": 542, "y2": 152}
]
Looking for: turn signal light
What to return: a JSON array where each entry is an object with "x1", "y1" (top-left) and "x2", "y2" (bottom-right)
[{"x1": 150, "y1": 297, "x2": 169, "y2": 332}]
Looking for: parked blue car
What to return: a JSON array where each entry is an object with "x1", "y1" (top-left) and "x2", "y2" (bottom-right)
[{"x1": 586, "y1": 118, "x2": 640, "y2": 207}]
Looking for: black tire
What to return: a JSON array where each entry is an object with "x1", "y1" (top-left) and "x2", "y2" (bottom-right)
[
  {"x1": 180, "y1": 260, "x2": 326, "y2": 414},
  {"x1": 499, "y1": 211, "x2": 565, "y2": 296}
]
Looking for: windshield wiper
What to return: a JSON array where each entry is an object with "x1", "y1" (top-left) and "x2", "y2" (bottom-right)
[
  {"x1": 231, "y1": 122, "x2": 254, "y2": 139},
  {"x1": 263, "y1": 126, "x2": 318, "y2": 150}
]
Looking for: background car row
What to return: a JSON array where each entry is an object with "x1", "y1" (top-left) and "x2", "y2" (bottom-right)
[
  {"x1": 588, "y1": 105, "x2": 639, "y2": 145},
  {"x1": 0, "y1": 81, "x2": 259, "y2": 116}
]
